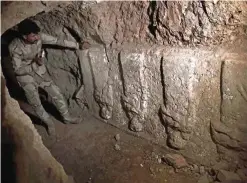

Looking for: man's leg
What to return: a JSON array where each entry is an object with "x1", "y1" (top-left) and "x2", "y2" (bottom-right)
[
  {"x1": 21, "y1": 83, "x2": 55, "y2": 135},
  {"x1": 40, "y1": 81, "x2": 79, "y2": 124}
]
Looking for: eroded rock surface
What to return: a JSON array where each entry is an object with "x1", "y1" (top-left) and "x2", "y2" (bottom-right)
[
  {"x1": 2, "y1": 1, "x2": 247, "y2": 168},
  {"x1": 1, "y1": 74, "x2": 74, "y2": 183},
  {"x1": 212, "y1": 60, "x2": 247, "y2": 166}
]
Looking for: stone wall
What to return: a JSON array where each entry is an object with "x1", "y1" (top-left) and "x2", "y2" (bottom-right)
[
  {"x1": 1, "y1": 73, "x2": 74, "y2": 183},
  {"x1": 1, "y1": 2, "x2": 77, "y2": 183},
  {"x1": 2, "y1": 1, "x2": 247, "y2": 168}
]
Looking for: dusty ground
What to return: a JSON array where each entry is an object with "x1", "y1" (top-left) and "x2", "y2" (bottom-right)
[{"x1": 35, "y1": 115, "x2": 199, "y2": 183}]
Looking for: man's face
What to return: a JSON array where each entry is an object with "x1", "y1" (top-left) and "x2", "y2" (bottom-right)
[{"x1": 24, "y1": 33, "x2": 40, "y2": 44}]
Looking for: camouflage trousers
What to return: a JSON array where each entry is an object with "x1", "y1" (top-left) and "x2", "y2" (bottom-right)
[{"x1": 19, "y1": 72, "x2": 69, "y2": 124}]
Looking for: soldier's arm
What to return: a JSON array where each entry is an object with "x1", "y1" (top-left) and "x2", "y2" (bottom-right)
[
  {"x1": 11, "y1": 50, "x2": 33, "y2": 76},
  {"x1": 41, "y1": 33, "x2": 79, "y2": 49}
]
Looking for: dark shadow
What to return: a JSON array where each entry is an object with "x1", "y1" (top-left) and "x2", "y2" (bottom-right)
[
  {"x1": 1, "y1": 29, "x2": 24, "y2": 101},
  {"x1": 1, "y1": 76, "x2": 7, "y2": 118},
  {"x1": 147, "y1": 1, "x2": 157, "y2": 39},
  {"x1": 18, "y1": 87, "x2": 64, "y2": 125},
  {"x1": 43, "y1": 44, "x2": 76, "y2": 51},
  {"x1": 159, "y1": 56, "x2": 167, "y2": 106},
  {"x1": 1, "y1": 127, "x2": 17, "y2": 183},
  {"x1": 39, "y1": 88, "x2": 63, "y2": 122},
  {"x1": 1, "y1": 76, "x2": 17, "y2": 183}
]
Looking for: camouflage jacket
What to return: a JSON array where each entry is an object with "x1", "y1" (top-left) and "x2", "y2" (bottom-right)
[{"x1": 8, "y1": 33, "x2": 79, "y2": 84}]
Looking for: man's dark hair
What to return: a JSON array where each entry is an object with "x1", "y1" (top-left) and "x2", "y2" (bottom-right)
[{"x1": 18, "y1": 19, "x2": 40, "y2": 35}]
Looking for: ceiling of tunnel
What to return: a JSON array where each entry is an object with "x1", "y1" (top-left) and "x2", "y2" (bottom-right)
[{"x1": 1, "y1": 1, "x2": 73, "y2": 33}]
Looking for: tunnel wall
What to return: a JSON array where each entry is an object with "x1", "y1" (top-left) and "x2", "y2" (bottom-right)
[
  {"x1": 1, "y1": 2, "x2": 79, "y2": 183},
  {"x1": 1, "y1": 72, "x2": 74, "y2": 183},
  {"x1": 2, "y1": 1, "x2": 247, "y2": 168}
]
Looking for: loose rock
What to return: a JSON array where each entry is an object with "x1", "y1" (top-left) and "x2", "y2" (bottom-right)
[
  {"x1": 200, "y1": 166, "x2": 206, "y2": 175},
  {"x1": 217, "y1": 170, "x2": 241, "y2": 182},
  {"x1": 157, "y1": 158, "x2": 162, "y2": 164},
  {"x1": 149, "y1": 166, "x2": 155, "y2": 175},
  {"x1": 114, "y1": 144, "x2": 121, "y2": 151},
  {"x1": 129, "y1": 117, "x2": 143, "y2": 132},
  {"x1": 236, "y1": 168, "x2": 247, "y2": 181},
  {"x1": 158, "y1": 168, "x2": 163, "y2": 172},
  {"x1": 114, "y1": 134, "x2": 120, "y2": 141},
  {"x1": 163, "y1": 153, "x2": 188, "y2": 169},
  {"x1": 192, "y1": 164, "x2": 199, "y2": 172},
  {"x1": 197, "y1": 174, "x2": 211, "y2": 183},
  {"x1": 168, "y1": 168, "x2": 175, "y2": 174},
  {"x1": 151, "y1": 152, "x2": 156, "y2": 159},
  {"x1": 212, "y1": 161, "x2": 229, "y2": 173}
]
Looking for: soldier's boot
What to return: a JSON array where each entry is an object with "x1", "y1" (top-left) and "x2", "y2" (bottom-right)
[
  {"x1": 43, "y1": 83, "x2": 80, "y2": 124},
  {"x1": 47, "y1": 120, "x2": 56, "y2": 136},
  {"x1": 43, "y1": 118, "x2": 56, "y2": 136},
  {"x1": 62, "y1": 112, "x2": 80, "y2": 124}
]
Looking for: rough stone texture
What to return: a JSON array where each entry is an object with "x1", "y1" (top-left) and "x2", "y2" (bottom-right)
[
  {"x1": 212, "y1": 161, "x2": 230, "y2": 172},
  {"x1": 78, "y1": 45, "x2": 221, "y2": 165},
  {"x1": 118, "y1": 47, "x2": 163, "y2": 133},
  {"x1": 163, "y1": 153, "x2": 188, "y2": 169},
  {"x1": 217, "y1": 170, "x2": 241, "y2": 182},
  {"x1": 160, "y1": 48, "x2": 220, "y2": 151},
  {"x1": 211, "y1": 60, "x2": 247, "y2": 167},
  {"x1": 2, "y1": 1, "x2": 247, "y2": 169},
  {"x1": 236, "y1": 168, "x2": 247, "y2": 181},
  {"x1": 197, "y1": 174, "x2": 211, "y2": 183},
  {"x1": 1, "y1": 73, "x2": 74, "y2": 183},
  {"x1": 29, "y1": 1, "x2": 247, "y2": 47},
  {"x1": 1, "y1": 1, "x2": 74, "y2": 33},
  {"x1": 148, "y1": 1, "x2": 247, "y2": 46}
]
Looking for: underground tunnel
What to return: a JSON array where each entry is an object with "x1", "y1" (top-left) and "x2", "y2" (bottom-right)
[{"x1": 1, "y1": 1, "x2": 247, "y2": 183}]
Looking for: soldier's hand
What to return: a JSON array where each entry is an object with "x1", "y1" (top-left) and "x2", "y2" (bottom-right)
[
  {"x1": 78, "y1": 41, "x2": 91, "y2": 50},
  {"x1": 36, "y1": 58, "x2": 44, "y2": 66},
  {"x1": 33, "y1": 55, "x2": 44, "y2": 66}
]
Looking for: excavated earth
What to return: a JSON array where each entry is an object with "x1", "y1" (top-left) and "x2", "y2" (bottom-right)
[
  {"x1": 1, "y1": 1, "x2": 247, "y2": 183},
  {"x1": 35, "y1": 114, "x2": 198, "y2": 183}
]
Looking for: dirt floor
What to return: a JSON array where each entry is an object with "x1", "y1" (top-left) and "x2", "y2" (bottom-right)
[{"x1": 35, "y1": 115, "x2": 199, "y2": 183}]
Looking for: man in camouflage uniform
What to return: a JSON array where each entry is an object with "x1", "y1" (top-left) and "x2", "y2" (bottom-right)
[{"x1": 8, "y1": 19, "x2": 89, "y2": 136}]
